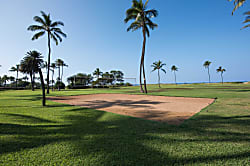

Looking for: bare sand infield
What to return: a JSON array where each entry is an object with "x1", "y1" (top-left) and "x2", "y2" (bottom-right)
[{"x1": 50, "y1": 94, "x2": 214, "y2": 125}]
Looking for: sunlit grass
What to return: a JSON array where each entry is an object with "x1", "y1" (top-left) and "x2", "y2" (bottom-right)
[{"x1": 0, "y1": 83, "x2": 249, "y2": 165}]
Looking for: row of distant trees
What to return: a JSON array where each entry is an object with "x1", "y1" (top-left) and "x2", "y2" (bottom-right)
[
  {"x1": 67, "y1": 68, "x2": 125, "y2": 88},
  {"x1": 150, "y1": 60, "x2": 226, "y2": 88},
  {"x1": 0, "y1": 58, "x2": 68, "y2": 90}
]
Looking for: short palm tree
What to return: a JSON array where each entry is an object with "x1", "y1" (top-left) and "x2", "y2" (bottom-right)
[
  {"x1": 22, "y1": 51, "x2": 46, "y2": 106},
  {"x1": 229, "y1": 0, "x2": 246, "y2": 15},
  {"x1": 27, "y1": 11, "x2": 67, "y2": 94},
  {"x1": 203, "y1": 60, "x2": 212, "y2": 83},
  {"x1": 125, "y1": 0, "x2": 158, "y2": 93},
  {"x1": 20, "y1": 55, "x2": 35, "y2": 91},
  {"x1": 171, "y1": 65, "x2": 179, "y2": 85},
  {"x1": 151, "y1": 60, "x2": 166, "y2": 88},
  {"x1": 9, "y1": 64, "x2": 20, "y2": 88},
  {"x1": 2, "y1": 75, "x2": 9, "y2": 87},
  {"x1": 216, "y1": 66, "x2": 226, "y2": 84}
]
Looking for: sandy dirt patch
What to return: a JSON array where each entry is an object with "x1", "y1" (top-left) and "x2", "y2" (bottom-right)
[{"x1": 49, "y1": 94, "x2": 214, "y2": 125}]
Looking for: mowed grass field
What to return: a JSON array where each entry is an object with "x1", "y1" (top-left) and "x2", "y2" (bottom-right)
[{"x1": 0, "y1": 83, "x2": 249, "y2": 165}]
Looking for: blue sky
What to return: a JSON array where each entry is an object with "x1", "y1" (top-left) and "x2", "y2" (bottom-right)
[{"x1": 0, "y1": 0, "x2": 249, "y2": 84}]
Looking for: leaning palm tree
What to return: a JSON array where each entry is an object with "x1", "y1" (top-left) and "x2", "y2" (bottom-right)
[
  {"x1": 9, "y1": 64, "x2": 20, "y2": 88},
  {"x1": 125, "y1": 0, "x2": 158, "y2": 93},
  {"x1": 203, "y1": 61, "x2": 212, "y2": 83},
  {"x1": 27, "y1": 11, "x2": 67, "y2": 94},
  {"x1": 151, "y1": 60, "x2": 166, "y2": 88},
  {"x1": 228, "y1": 0, "x2": 246, "y2": 15},
  {"x1": 171, "y1": 65, "x2": 179, "y2": 85},
  {"x1": 216, "y1": 66, "x2": 226, "y2": 84},
  {"x1": 22, "y1": 51, "x2": 46, "y2": 106}
]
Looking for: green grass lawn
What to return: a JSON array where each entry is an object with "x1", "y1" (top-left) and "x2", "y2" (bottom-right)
[{"x1": 0, "y1": 83, "x2": 249, "y2": 165}]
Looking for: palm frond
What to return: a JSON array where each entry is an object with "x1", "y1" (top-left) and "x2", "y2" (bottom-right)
[
  {"x1": 161, "y1": 68, "x2": 166, "y2": 74},
  {"x1": 146, "y1": 9, "x2": 158, "y2": 18},
  {"x1": 33, "y1": 16, "x2": 46, "y2": 26},
  {"x1": 50, "y1": 33, "x2": 58, "y2": 45},
  {"x1": 229, "y1": 0, "x2": 246, "y2": 15},
  {"x1": 51, "y1": 28, "x2": 67, "y2": 38},
  {"x1": 27, "y1": 25, "x2": 45, "y2": 31},
  {"x1": 31, "y1": 31, "x2": 45, "y2": 40},
  {"x1": 51, "y1": 21, "x2": 64, "y2": 27},
  {"x1": 54, "y1": 32, "x2": 62, "y2": 42}
]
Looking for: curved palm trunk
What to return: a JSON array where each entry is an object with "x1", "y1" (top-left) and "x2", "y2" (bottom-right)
[
  {"x1": 141, "y1": 27, "x2": 147, "y2": 94},
  {"x1": 208, "y1": 67, "x2": 211, "y2": 83},
  {"x1": 47, "y1": 32, "x2": 51, "y2": 94},
  {"x1": 158, "y1": 69, "x2": 160, "y2": 88},
  {"x1": 174, "y1": 71, "x2": 177, "y2": 85},
  {"x1": 38, "y1": 68, "x2": 46, "y2": 106}
]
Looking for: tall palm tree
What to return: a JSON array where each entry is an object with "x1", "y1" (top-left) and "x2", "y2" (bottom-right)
[
  {"x1": 203, "y1": 60, "x2": 212, "y2": 83},
  {"x1": 9, "y1": 64, "x2": 20, "y2": 88},
  {"x1": 22, "y1": 51, "x2": 46, "y2": 106},
  {"x1": 171, "y1": 65, "x2": 179, "y2": 85},
  {"x1": 229, "y1": 0, "x2": 246, "y2": 15},
  {"x1": 151, "y1": 60, "x2": 166, "y2": 88},
  {"x1": 93, "y1": 68, "x2": 103, "y2": 79},
  {"x1": 216, "y1": 66, "x2": 226, "y2": 84},
  {"x1": 27, "y1": 11, "x2": 67, "y2": 94},
  {"x1": 125, "y1": 0, "x2": 158, "y2": 93}
]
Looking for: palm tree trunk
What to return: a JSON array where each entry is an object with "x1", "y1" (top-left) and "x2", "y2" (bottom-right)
[
  {"x1": 208, "y1": 67, "x2": 211, "y2": 83},
  {"x1": 52, "y1": 70, "x2": 54, "y2": 91},
  {"x1": 158, "y1": 69, "x2": 160, "y2": 88},
  {"x1": 16, "y1": 70, "x2": 18, "y2": 88},
  {"x1": 38, "y1": 69, "x2": 46, "y2": 106},
  {"x1": 61, "y1": 66, "x2": 63, "y2": 83},
  {"x1": 30, "y1": 72, "x2": 34, "y2": 91},
  {"x1": 47, "y1": 32, "x2": 51, "y2": 94},
  {"x1": 139, "y1": 57, "x2": 144, "y2": 93},
  {"x1": 58, "y1": 66, "x2": 61, "y2": 91},
  {"x1": 221, "y1": 73, "x2": 223, "y2": 84},
  {"x1": 141, "y1": 27, "x2": 147, "y2": 94},
  {"x1": 174, "y1": 71, "x2": 177, "y2": 85}
]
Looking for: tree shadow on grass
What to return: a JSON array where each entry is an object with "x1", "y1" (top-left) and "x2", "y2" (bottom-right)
[{"x1": 0, "y1": 107, "x2": 249, "y2": 165}]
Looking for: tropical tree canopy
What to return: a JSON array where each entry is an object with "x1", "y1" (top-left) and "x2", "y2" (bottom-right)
[
  {"x1": 171, "y1": 65, "x2": 178, "y2": 72},
  {"x1": 216, "y1": 66, "x2": 226, "y2": 73},
  {"x1": 124, "y1": 0, "x2": 158, "y2": 37},
  {"x1": 151, "y1": 60, "x2": 166, "y2": 73},
  {"x1": 203, "y1": 61, "x2": 212, "y2": 68},
  {"x1": 27, "y1": 11, "x2": 67, "y2": 45}
]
